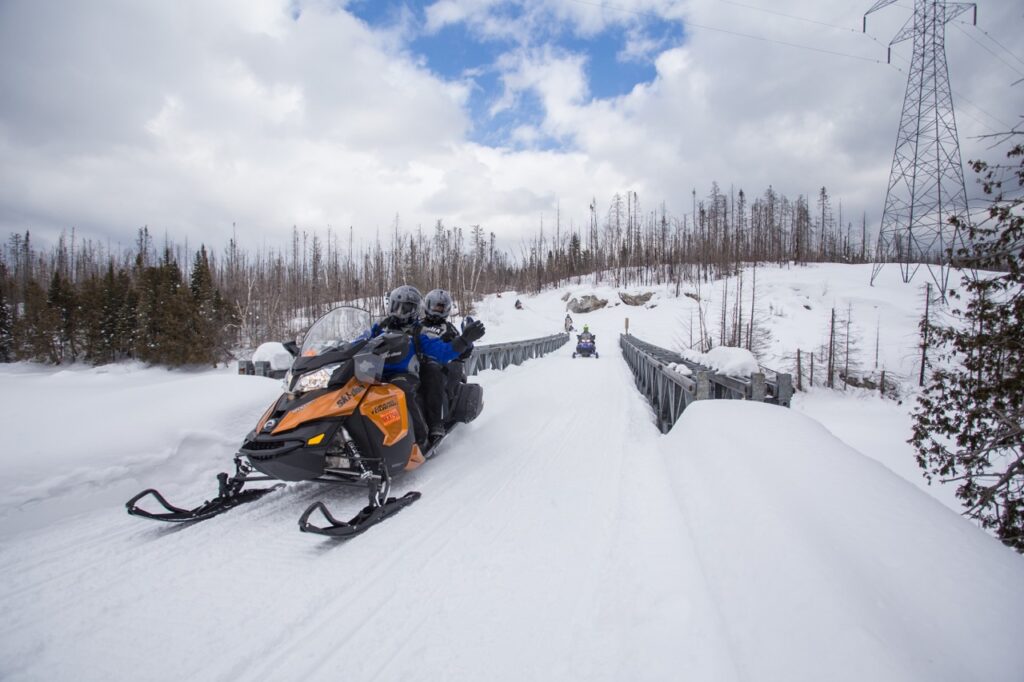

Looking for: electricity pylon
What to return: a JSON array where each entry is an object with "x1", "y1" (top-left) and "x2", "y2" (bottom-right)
[{"x1": 865, "y1": 0, "x2": 976, "y2": 294}]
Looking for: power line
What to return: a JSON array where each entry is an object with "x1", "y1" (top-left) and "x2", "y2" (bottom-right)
[
  {"x1": 562, "y1": 0, "x2": 884, "y2": 63},
  {"x1": 716, "y1": 0, "x2": 859, "y2": 34},
  {"x1": 563, "y1": 0, "x2": 1012, "y2": 133},
  {"x1": 952, "y1": 22, "x2": 1024, "y2": 78},
  {"x1": 957, "y1": 20, "x2": 1024, "y2": 68},
  {"x1": 682, "y1": 21, "x2": 882, "y2": 62}
]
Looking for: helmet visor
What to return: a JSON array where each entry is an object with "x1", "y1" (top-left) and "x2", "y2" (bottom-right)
[{"x1": 393, "y1": 301, "x2": 418, "y2": 318}]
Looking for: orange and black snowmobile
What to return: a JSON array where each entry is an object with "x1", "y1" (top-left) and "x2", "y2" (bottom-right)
[{"x1": 126, "y1": 306, "x2": 483, "y2": 538}]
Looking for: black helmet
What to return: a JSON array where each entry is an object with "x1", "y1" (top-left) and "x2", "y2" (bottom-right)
[
  {"x1": 386, "y1": 284, "x2": 423, "y2": 324},
  {"x1": 424, "y1": 289, "x2": 453, "y2": 319}
]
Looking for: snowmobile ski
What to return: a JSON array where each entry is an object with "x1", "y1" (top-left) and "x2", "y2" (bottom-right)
[
  {"x1": 126, "y1": 461, "x2": 282, "y2": 523},
  {"x1": 423, "y1": 427, "x2": 455, "y2": 460},
  {"x1": 298, "y1": 492, "x2": 421, "y2": 537}
]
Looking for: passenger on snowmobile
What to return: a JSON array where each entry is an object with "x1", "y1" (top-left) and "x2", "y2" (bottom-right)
[
  {"x1": 360, "y1": 285, "x2": 484, "y2": 448},
  {"x1": 421, "y1": 288, "x2": 460, "y2": 342},
  {"x1": 419, "y1": 288, "x2": 475, "y2": 442}
]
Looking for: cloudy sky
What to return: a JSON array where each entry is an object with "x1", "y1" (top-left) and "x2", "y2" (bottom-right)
[{"x1": 1, "y1": 0, "x2": 1021, "y2": 253}]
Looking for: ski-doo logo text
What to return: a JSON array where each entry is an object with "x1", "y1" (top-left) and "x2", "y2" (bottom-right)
[
  {"x1": 336, "y1": 385, "x2": 363, "y2": 406},
  {"x1": 371, "y1": 399, "x2": 398, "y2": 414},
  {"x1": 372, "y1": 399, "x2": 400, "y2": 425}
]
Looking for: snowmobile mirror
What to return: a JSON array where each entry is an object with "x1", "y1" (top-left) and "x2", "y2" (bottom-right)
[
  {"x1": 354, "y1": 352, "x2": 385, "y2": 384},
  {"x1": 283, "y1": 340, "x2": 299, "y2": 357}
]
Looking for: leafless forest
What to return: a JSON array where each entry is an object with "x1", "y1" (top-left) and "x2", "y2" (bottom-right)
[{"x1": 0, "y1": 184, "x2": 872, "y2": 365}]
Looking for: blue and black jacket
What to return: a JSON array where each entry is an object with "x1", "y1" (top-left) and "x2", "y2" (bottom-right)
[{"x1": 361, "y1": 318, "x2": 463, "y2": 375}]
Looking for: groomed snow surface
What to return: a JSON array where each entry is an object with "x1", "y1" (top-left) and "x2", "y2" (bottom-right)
[{"x1": 1, "y1": 264, "x2": 1022, "y2": 681}]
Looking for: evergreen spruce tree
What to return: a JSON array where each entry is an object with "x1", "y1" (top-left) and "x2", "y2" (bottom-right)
[
  {"x1": 47, "y1": 270, "x2": 78, "y2": 363},
  {"x1": 76, "y1": 264, "x2": 135, "y2": 365},
  {"x1": 78, "y1": 272, "x2": 107, "y2": 363},
  {"x1": 188, "y1": 245, "x2": 220, "y2": 365},
  {"x1": 0, "y1": 277, "x2": 12, "y2": 362},
  {"x1": 136, "y1": 252, "x2": 192, "y2": 366},
  {"x1": 17, "y1": 280, "x2": 58, "y2": 363},
  {"x1": 113, "y1": 269, "x2": 139, "y2": 361},
  {"x1": 911, "y1": 138, "x2": 1024, "y2": 552}
]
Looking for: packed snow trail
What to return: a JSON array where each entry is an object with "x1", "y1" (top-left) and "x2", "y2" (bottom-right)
[
  {"x1": 2, "y1": 337, "x2": 1023, "y2": 681},
  {"x1": 0, "y1": 345, "x2": 735, "y2": 681}
]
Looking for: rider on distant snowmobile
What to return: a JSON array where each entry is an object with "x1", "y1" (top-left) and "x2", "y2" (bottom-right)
[
  {"x1": 573, "y1": 324, "x2": 597, "y2": 358},
  {"x1": 362, "y1": 285, "x2": 485, "y2": 448}
]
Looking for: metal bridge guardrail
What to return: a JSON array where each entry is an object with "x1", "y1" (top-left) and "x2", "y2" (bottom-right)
[
  {"x1": 465, "y1": 333, "x2": 569, "y2": 375},
  {"x1": 620, "y1": 334, "x2": 792, "y2": 433},
  {"x1": 240, "y1": 333, "x2": 569, "y2": 378}
]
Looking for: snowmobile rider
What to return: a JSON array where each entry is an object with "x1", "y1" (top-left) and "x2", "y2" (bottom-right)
[
  {"x1": 564, "y1": 314, "x2": 573, "y2": 332},
  {"x1": 419, "y1": 289, "x2": 476, "y2": 442},
  {"x1": 578, "y1": 324, "x2": 594, "y2": 342},
  {"x1": 362, "y1": 285, "x2": 485, "y2": 449}
]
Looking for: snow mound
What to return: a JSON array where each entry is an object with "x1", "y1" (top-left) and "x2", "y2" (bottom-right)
[
  {"x1": 666, "y1": 362, "x2": 692, "y2": 377},
  {"x1": 252, "y1": 342, "x2": 293, "y2": 370},
  {"x1": 680, "y1": 346, "x2": 759, "y2": 377},
  {"x1": 660, "y1": 400, "x2": 1024, "y2": 682}
]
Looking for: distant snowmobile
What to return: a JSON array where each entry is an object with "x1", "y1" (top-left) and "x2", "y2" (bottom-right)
[
  {"x1": 126, "y1": 306, "x2": 483, "y2": 538},
  {"x1": 573, "y1": 332, "x2": 598, "y2": 359}
]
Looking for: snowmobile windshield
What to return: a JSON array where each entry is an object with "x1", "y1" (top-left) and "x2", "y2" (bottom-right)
[{"x1": 300, "y1": 306, "x2": 373, "y2": 357}]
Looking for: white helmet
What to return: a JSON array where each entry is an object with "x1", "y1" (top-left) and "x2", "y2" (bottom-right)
[
  {"x1": 386, "y1": 285, "x2": 423, "y2": 324},
  {"x1": 424, "y1": 289, "x2": 453, "y2": 319}
]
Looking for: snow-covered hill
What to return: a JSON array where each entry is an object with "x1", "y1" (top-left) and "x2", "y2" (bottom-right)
[{"x1": 1, "y1": 264, "x2": 1021, "y2": 681}]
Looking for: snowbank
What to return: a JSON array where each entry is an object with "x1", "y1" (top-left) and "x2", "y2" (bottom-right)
[
  {"x1": 680, "y1": 346, "x2": 759, "y2": 377},
  {"x1": 660, "y1": 400, "x2": 1024, "y2": 682},
  {"x1": 252, "y1": 341, "x2": 293, "y2": 370},
  {"x1": 0, "y1": 362, "x2": 283, "y2": 536}
]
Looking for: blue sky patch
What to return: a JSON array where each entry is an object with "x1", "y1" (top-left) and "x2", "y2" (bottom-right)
[
  {"x1": 344, "y1": 0, "x2": 411, "y2": 27},
  {"x1": 344, "y1": 0, "x2": 684, "y2": 147}
]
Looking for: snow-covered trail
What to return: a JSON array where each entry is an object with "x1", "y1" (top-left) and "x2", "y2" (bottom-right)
[
  {"x1": 6, "y1": 269, "x2": 1024, "y2": 681},
  {"x1": 0, "y1": 343, "x2": 736, "y2": 681}
]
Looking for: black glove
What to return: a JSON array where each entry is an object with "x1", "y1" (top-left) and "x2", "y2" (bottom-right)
[
  {"x1": 461, "y1": 319, "x2": 486, "y2": 343},
  {"x1": 452, "y1": 320, "x2": 485, "y2": 354}
]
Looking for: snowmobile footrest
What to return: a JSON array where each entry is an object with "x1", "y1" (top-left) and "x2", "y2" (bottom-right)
[
  {"x1": 126, "y1": 484, "x2": 281, "y2": 523},
  {"x1": 297, "y1": 492, "x2": 422, "y2": 538}
]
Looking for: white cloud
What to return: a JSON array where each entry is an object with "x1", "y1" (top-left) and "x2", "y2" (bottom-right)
[{"x1": 0, "y1": 0, "x2": 1020, "y2": 255}]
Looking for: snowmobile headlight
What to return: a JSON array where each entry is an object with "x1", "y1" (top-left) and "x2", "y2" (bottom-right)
[{"x1": 293, "y1": 364, "x2": 342, "y2": 393}]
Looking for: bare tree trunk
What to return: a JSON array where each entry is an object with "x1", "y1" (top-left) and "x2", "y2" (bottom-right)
[
  {"x1": 747, "y1": 264, "x2": 756, "y2": 350},
  {"x1": 919, "y1": 282, "x2": 931, "y2": 387},
  {"x1": 797, "y1": 348, "x2": 803, "y2": 391},
  {"x1": 827, "y1": 308, "x2": 836, "y2": 389},
  {"x1": 844, "y1": 303, "x2": 852, "y2": 390}
]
